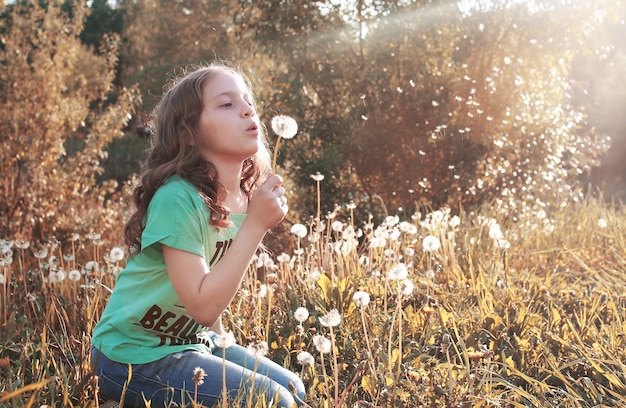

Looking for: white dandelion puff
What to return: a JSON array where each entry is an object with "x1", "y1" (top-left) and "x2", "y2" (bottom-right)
[
  {"x1": 313, "y1": 335, "x2": 331, "y2": 354},
  {"x1": 214, "y1": 331, "x2": 236, "y2": 349},
  {"x1": 387, "y1": 263, "x2": 408, "y2": 281},
  {"x1": 290, "y1": 223, "x2": 308, "y2": 238},
  {"x1": 109, "y1": 247, "x2": 125, "y2": 262},
  {"x1": 422, "y1": 235, "x2": 441, "y2": 252},
  {"x1": 353, "y1": 291, "x2": 371, "y2": 307},
  {"x1": 297, "y1": 351, "x2": 315, "y2": 367},
  {"x1": 294, "y1": 307, "x2": 310, "y2": 323},
  {"x1": 319, "y1": 309, "x2": 341, "y2": 327}
]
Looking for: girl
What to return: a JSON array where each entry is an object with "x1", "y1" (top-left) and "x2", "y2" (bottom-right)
[{"x1": 91, "y1": 61, "x2": 306, "y2": 408}]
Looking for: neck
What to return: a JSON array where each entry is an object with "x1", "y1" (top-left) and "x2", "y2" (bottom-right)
[{"x1": 215, "y1": 162, "x2": 247, "y2": 213}]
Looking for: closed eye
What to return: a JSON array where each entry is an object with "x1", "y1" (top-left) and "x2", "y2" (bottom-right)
[{"x1": 220, "y1": 102, "x2": 233, "y2": 108}]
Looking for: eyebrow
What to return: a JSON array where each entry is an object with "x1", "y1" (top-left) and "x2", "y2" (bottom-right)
[{"x1": 210, "y1": 91, "x2": 255, "y2": 106}]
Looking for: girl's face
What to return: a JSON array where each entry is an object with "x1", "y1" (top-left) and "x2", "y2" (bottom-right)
[{"x1": 195, "y1": 70, "x2": 261, "y2": 167}]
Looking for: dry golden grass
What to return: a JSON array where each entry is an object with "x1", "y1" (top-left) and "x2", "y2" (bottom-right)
[{"x1": 1, "y1": 195, "x2": 625, "y2": 407}]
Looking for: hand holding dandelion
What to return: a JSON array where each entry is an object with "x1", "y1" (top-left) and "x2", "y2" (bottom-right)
[{"x1": 271, "y1": 115, "x2": 298, "y2": 174}]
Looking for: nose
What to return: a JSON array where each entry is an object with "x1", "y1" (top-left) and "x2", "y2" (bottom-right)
[{"x1": 241, "y1": 101, "x2": 255, "y2": 117}]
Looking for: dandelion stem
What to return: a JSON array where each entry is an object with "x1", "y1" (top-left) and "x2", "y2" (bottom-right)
[
  {"x1": 359, "y1": 308, "x2": 377, "y2": 377},
  {"x1": 265, "y1": 285, "x2": 272, "y2": 344},
  {"x1": 319, "y1": 350, "x2": 331, "y2": 404},
  {"x1": 272, "y1": 137, "x2": 282, "y2": 174},
  {"x1": 329, "y1": 326, "x2": 339, "y2": 407},
  {"x1": 221, "y1": 352, "x2": 227, "y2": 408}
]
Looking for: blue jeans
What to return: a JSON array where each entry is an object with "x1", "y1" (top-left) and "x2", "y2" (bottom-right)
[{"x1": 91, "y1": 345, "x2": 306, "y2": 408}]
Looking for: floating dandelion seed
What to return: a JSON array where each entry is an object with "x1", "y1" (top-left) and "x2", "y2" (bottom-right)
[
  {"x1": 297, "y1": 351, "x2": 315, "y2": 367},
  {"x1": 271, "y1": 115, "x2": 298, "y2": 173},
  {"x1": 294, "y1": 307, "x2": 310, "y2": 323},
  {"x1": 598, "y1": 218, "x2": 607, "y2": 229},
  {"x1": 319, "y1": 309, "x2": 341, "y2": 327}
]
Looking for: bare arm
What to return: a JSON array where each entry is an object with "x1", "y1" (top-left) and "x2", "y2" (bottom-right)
[{"x1": 163, "y1": 174, "x2": 287, "y2": 327}]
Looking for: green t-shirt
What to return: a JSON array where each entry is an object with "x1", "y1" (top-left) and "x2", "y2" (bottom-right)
[{"x1": 91, "y1": 175, "x2": 246, "y2": 364}]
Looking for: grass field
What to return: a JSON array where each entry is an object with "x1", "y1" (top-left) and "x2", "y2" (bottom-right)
[{"x1": 1, "y1": 195, "x2": 625, "y2": 407}]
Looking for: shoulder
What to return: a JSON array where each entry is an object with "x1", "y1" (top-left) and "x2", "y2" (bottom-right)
[{"x1": 153, "y1": 175, "x2": 202, "y2": 202}]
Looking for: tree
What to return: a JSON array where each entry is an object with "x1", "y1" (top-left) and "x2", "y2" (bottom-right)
[
  {"x1": 116, "y1": 0, "x2": 237, "y2": 113},
  {"x1": 0, "y1": 0, "x2": 140, "y2": 244},
  {"x1": 240, "y1": 0, "x2": 617, "y2": 221}
]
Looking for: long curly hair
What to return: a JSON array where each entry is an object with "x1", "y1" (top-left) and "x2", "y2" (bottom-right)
[{"x1": 124, "y1": 61, "x2": 271, "y2": 250}]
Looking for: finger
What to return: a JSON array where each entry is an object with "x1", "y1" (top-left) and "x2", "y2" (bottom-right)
[
  {"x1": 268, "y1": 173, "x2": 283, "y2": 187},
  {"x1": 273, "y1": 186, "x2": 286, "y2": 197}
]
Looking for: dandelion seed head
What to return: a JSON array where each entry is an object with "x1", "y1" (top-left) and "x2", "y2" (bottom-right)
[
  {"x1": 310, "y1": 172, "x2": 325, "y2": 181},
  {"x1": 449, "y1": 215, "x2": 461, "y2": 228},
  {"x1": 331, "y1": 220, "x2": 344, "y2": 232},
  {"x1": 422, "y1": 235, "x2": 441, "y2": 252},
  {"x1": 109, "y1": 247, "x2": 125, "y2": 262},
  {"x1": 246, "y1": 340, "x2": 269, "y2": 358},
  {"x1": 214, "y1": 331, "x2": 236, "y2": 348},
  {"x1": 319, "y1": 309, "x2": 341, "y2": 327},
  {"x1": 488, "y1": 223, "x2": 504, "y2": 240},
  {"x1": 598, "y1": 218, "x2": 607, "y2": 229},
  {"x1": 69, "y1": 269, "x2": 81, "y2": 282},
  {"x1": 297, "y1": 351, "x2": 315, "y2": 367},
  {"x1": 353, "y1": 291, "x2": 371, "y2": 307},
  {"x1": 313, "y1": 334, "x2": 331, "y2": 354},
  {"x1": 48, "y1": 271, "x2": 58, "y2": 284},
  {"x1": 271, "y1": 115, "x2": 298, "y2": 139},
  {"x1": 87, "y1": 232, "x2": 101, "y2": 241},
  {"x1": 497, "y1": 239, "x2": 511, "y2": 250},
  {"x1": 34, "y1": 248, "x2": 48, "y2": 259},
  {"x1": 387, "y1": 263, "x2": 409, "y2": 281},
  {"x1": 399, "y1": 221, "x2": 417, "y2": 234},
  {"x1": 294, "y1": 307, "x2": 310, "y2": 323},
  {"x1": 290, "y1": 223, "x2": 308, "y2": 238},
  {"x1": 15, "y1": 240, "x2": 30, "y2": 250},
  {"x1": 401, "y1": 279, "x2": 414, "y2": 296},
  {"x1": 192, "y1": 367, "x2": 206, "y2": 386}
]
